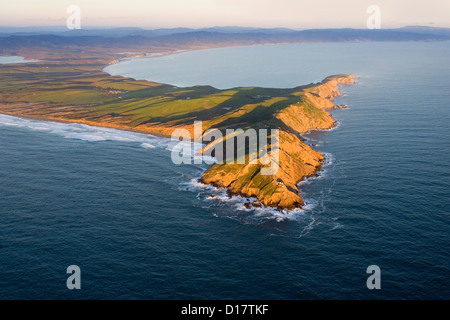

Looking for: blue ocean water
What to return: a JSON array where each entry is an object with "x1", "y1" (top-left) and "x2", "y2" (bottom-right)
[{"x1": 1, "y1": 41, "x2": 449, "y2": 299}]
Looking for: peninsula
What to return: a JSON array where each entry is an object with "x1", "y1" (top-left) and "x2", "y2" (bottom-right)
[{"x1": 0, "y1": 52, "x2": 354, "y2": 210}]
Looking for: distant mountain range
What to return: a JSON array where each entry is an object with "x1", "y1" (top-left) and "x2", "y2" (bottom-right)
[
  {"x1": 0, "y1": 26, "x2": 302, "y2": 37},
  {"x1": 1, "y1": 25, "x2": 450, "y2": 38},
  {"x1": 0, "y1": 26, "x2": 449, "y2": 57}
]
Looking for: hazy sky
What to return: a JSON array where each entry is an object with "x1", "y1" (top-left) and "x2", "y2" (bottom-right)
[{"x1": 1, "y1": 0, "x2": 449, "y2": 29}]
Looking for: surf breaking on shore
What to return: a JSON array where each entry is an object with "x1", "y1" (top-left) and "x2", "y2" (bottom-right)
[
  {"x1": 0, "y1": 51, "x2": 355, "y2": 211},
  {"x1": 1, "y1": 106, "x2": 340, "y2": 218}
]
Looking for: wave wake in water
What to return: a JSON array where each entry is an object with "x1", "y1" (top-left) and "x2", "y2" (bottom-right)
[
  {"x1": 0, "y1": 115, "x2": 219, "y2": 164},
  {"x1": 180, "y1": 165, "x2": 338, "y2": 234},
  {"x1": 0, "y1": 114, "x2": 176, "y2": 149},
  {"x1": 0, "y1": 114, "x2": 340, "y2": 232}
]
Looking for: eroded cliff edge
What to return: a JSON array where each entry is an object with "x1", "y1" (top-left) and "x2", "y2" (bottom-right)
[
  {"x1": 0, "y1": 58, "x2": 354, "y2": 211},
  {"x1": 200, "y1": 75, "x2": 355, "y2": 210}
]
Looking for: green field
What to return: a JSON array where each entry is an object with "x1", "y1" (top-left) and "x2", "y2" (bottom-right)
[
  {"x1": 0, "y1": 58, "x2": 316, "y2": 133},
  {"x1": 0, "y1": 55, "x2": 352, "y2": 210}
]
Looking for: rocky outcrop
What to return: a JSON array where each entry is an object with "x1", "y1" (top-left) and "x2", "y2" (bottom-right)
[
  {"x1": 200, "y1": 74, "x2": 355, "y2": 210},
  {"x1": 0, "y1": 65, "x2": 354, "y2": 212}
]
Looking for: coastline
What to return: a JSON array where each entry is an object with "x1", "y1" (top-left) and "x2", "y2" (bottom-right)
[
  {"x1": 0, "y1": 107, "x2": 173, "y2": 140},
  {"x1": 0, "y1": 49, "x2": 355, "y2": 211},
  {"x1": 0, "y1": 104, "x2": 339, "y2": 214},
  {"x1": 196, "y1": 74, "x2": 356, "y2": 210}
]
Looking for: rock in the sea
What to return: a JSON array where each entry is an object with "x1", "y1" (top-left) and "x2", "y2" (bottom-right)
[
  {"x1": 207, "y1": 194, "x2": 216, "y2": 199},
  {"x1": 244, "y1": 202, "x2": 252, "y2": 209},
  {"x1": 252, "y1": 200, "x2": 262, "y2": 208}
]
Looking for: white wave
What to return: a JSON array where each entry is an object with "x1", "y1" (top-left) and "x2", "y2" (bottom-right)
[
  {"x1": 0, "y1": 114, "x2": 219, "y2": 164},
  {"x1": 183, "y1": 176, "x2": 320, "y2": 222},
  {"x1": 184, "y1": 175, "x2": 341, "y2": 236},
  {"x1": 141, "y1": 142, "x2": 156, "y2": 149},
  {"x1": 322, "y1": 152, "x2": 334, "y2": 166},
  {"x1": 266, "y1": 198, "x2": 318, "y2": 222},
  {"x1": 297, "y1": 153, "x2": 334, "y2": 188},
  {"x1": 183, "y1": 177, "x2": 221, "y2": 193},
  {"x1": 329, "y1": 223, "x2": 343, "y2": 231},
  {"x1": 0, "y1": 114, "x2": 171, "y2": 148}
]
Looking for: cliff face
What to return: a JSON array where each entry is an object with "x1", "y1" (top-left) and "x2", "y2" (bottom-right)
[
  {"x1": 200, "y1": 130, "x2": 324, "y2": 209},
  {"x1": 200, "y1": 74, "x2": 355, "y2": 210},
  {"x1": 0, "y1": 58, "x2": 354, "y2": 211}
]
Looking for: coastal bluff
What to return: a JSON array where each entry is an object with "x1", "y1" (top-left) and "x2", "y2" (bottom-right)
[
  {"x1": 0, "y1": 57, "x2": 354, "y2": 211},
  {"x1": 200, "y1": 75, "x2": 355, "y2": 210}
]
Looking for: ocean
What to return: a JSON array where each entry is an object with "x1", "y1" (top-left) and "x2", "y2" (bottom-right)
[{"x1": 0, "y1": 41, "x2": 449, "y2": 299}]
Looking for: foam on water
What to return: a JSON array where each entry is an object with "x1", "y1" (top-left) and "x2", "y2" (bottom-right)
[
  {"x1": 140, "y1": 142, "x2": 156, "y2": 149},
  {"x1": 0, "y1": 114, "x2": 166, "y2": 144},
  {"x1": 0, "y1": 115, "x2": 223, "y2": 174},
  {"x1": 181, "y1": 176, "x2": 322, "y2": 224},
  {"x1": 0, "y1": 113, "x2": 336, "y2": 229},
  {"x1": 297, "y1": 153, "x2": 334, "y2": 188},
  {"x1": 0, "y1": 114, "x2": 215, "y2": 158},
  {"x1": 181, "y1": 147, "x2": 340, "y2": 226},
  {"x1": 0, "y1": 114, "x2": 341, "y2": 232}
]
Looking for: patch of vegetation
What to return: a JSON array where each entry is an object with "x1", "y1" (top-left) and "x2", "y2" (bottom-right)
[{"x1": 0, "y1": 58, "x2": 317, "y2": 133}]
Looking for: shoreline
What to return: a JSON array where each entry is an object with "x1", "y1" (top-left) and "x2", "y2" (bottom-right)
[
  {"x1": 0, "y1": 75, "x2": 355, "y2": 211},
  {"x1": 0, "y1": 110, "x2": 338, "y2": 216},
  {"x1": 198, "y1": 75, "x2": 356, "y2": 210},
  {"x1": 0, "y1": 49, "x2": 355, "y2": 211},
  {"x1": 0, "y1": 107, "x2": 173, "y2": 140},
  {"x1": 0, "y1": 76, "x2": 346, "y2": 212}
]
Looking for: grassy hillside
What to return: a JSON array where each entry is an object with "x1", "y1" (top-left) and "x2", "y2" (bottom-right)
[{"x1": 0, "y1": 56, "x2": 354, "y2": 210}]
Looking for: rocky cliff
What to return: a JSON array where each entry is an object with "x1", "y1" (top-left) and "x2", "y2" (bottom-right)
[
  {"x1": 0, "y1": 58, "x2": 354, "y2": 211},
  {"x1": 200, "y1": 74, "x2": 355, "y2": 210}
]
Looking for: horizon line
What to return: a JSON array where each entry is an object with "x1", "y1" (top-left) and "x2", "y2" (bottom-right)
[{"x1": 0, "y1": 24, "x2": 449, "y2": 31}]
